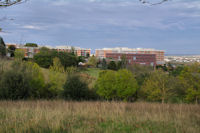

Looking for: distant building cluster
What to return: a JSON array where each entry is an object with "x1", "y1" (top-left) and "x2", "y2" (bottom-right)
[
  {"x1": 6, "y1": 44, "x2": 91, "y2": 58},
  {"x1": 6, "y1": 43, "x2": 166, "y2": 66},
  {"x1": 165, "y1": 55, "x2": 200, "y2": 63},
  {"x1": 96, "y1": 47, "x2": 165, "y2": 65}
]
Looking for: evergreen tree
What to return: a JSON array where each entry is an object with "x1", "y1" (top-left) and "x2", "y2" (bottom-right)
[
  {"x1": 0, "y1": 36, "x2": 6, "y2": 57},
  {"x1": 63, "y1": 74, "x2": 89, "y2": 100},
  {"x1": 108, "y1": 61, "x2": 117, "y2": 70}
]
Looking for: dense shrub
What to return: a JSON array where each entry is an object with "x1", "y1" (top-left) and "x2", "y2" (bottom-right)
[
  {"x1": 0, "y1": 61, "x2": 45, "y2": 100},
  {"x1": 63, "y1": 74, "x2": 90, "y2": 100}
]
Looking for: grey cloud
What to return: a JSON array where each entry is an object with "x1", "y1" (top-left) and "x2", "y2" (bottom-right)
[{"x1": 0, "y1": 0, "x2": 200, "y2": 54}]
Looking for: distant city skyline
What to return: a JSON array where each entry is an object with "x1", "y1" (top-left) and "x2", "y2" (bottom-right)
[{"x1": 0, "y1": 0, "x2": 200, "y2": 55}]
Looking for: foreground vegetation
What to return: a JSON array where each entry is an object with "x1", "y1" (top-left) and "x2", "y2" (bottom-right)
[
  {"x1": 1, "y1": 37, "x2": 200, "y2": 103},
  {"x1": 0, "y1": 101, "x2": 199, "y2": 133}
]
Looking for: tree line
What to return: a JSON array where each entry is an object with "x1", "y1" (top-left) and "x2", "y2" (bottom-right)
[{"x1": 0, "y1": 37, "x2": 200, "y2": 103}]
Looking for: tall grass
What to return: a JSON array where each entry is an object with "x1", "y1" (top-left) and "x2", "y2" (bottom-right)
[{"x1": 0, "y1": 101, "x2": 199, "y2": 133}]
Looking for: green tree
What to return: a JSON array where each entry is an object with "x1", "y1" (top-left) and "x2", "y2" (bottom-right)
[
  {"x1": 0, "y1": 61, "x2": 45, "y2": 99},
  {"x1": 25, "y1": 43, "x2": 38, "y2": 47},
  {"x1": 87, "y1": 56, "x2": 98, "y2": 67},
  {"x1": 96, "y1": 70, "x2": 117, "y2": 100},
  {"x1": 0, "y1": 36, "x2": 6, "y2": 57},
  {"x1": 63, "y1": 74, "x2": 89, "y2": 100},
  {"x1": 56, "y1": 51, "x2": 78, "y2": 69},
  {"x1": 118, "y1": 55, "x2": 128, "y2": 69},
  {"x1": 8, "y1": 45, "x2": 16, "y2": 57},
  {"x1": 34, "y1": 50, "x2": 78, "y2": 69},
  {"x1": 170, "y1": 65, "x2": 184, "y2": 77},
  {"x1": 127, "y1": 64, "x2": 154, "y2": 100},
  {"x1": 96, "y1": 69, "x2": 138, "y2": 101},
  {"x1": 115, "y1": 69, "x2": 138, "y2": 101},
  {"x1": 14, "y1": 49, "x2": 25, "y2": 60},
  {"x1": 128, "y1": 64, "x2": 154, "y2": 87},
  {"x1": 48, "y1": 58, "x2": 66, "y2": 98},
  {"x1": 33, "y1": 48, "x2": 52, "y2": 68},
  {"x1": 25, "y1": 62, "x2": 46, "y2": 98},
  {"x1": 78, "y1": 56, "x2": 85, "y2": 63},
  {"x1": 141, "y1": 69, "x2": 172, "y2": 103},
  {"x1": 86, "y1": 53, "x2": 90, "y2": 58},
  {"x1": 49, "y1": 57, "x2": 65, "y2": 73},
  {"x1": 179, "y1": 63, "x2": 200, "y2": 104},
  {"x1": 108, "y1": 61, "x2": 117, "y2": 70},
  {"x1": 102, "y1": 58, "x2": 107, "y2": 69}
]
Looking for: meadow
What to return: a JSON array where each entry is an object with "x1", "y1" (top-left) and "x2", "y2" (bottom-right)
[{"x1": 0, "y1": 101, "x2": 199, "y2": 133}]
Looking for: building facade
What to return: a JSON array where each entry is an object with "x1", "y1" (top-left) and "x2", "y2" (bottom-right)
[
  {"x1": 106, "y1": 53, "x2": 156, "y2": 67},
  {"x1": 6, "y1": 44, "x2": 91, "y2": 58},
  {"x1": 95, "y1": 47, "x2": 165, "y2": 65},
  {"x1": 6, "y1": 43, "x2": 40, "y2": 58},
  {"x1": 55, "y1": 46, "x2": 91, "y2": 57}
]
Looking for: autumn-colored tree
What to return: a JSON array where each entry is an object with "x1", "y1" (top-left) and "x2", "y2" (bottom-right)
[{"x1": 141, "y1": 69, "x2": 172, "y2": 103}]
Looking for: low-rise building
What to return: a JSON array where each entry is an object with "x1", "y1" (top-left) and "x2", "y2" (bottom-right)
[
  {"x1": 6, "y1": 44, "x2": 91, "y2": 58},
  {"x1": 96, "y1": 47, "x2": 165, "y2": 65},
  {"x1": 106, "y1": 53, "x2": 156, "y2": 67},
  {"x1": 54, "y1": 46, "x2": 91, "y2": 57},
  {"x1": 6, "y1": 43, "x2": 40, "y2": 58}
]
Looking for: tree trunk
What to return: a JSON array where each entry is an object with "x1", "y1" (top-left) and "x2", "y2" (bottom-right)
[
  {"x1": 195, "y1": 96, "x2": 198, "y2": 104},
  {"x1": 162, "y1": 97, "x2": 165, "y2": 104}
]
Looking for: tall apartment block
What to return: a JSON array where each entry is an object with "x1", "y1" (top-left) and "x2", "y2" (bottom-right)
[{"x1": 95, "y1": 47, "x2": 165, "y2": 65}]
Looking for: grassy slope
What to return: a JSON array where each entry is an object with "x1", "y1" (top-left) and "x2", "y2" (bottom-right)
[
  {"x1": 80, "y1": 68, "x2": 101, "y2": 79},
  {"x1": 0, "y1": 101, "x2": 199, "y2": 133}
]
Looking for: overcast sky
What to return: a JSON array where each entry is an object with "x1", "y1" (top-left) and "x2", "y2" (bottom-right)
[{"x1": 0, "y1": 0, "x2": 200, "y2": 54}]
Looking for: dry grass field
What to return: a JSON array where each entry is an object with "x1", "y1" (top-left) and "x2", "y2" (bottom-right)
[{"x1": 0, "y1": 101, "x2": 199, "y2": 133}]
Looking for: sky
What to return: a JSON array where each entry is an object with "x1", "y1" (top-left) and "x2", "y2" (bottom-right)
[{"x1": 0, "y1": 0, "x2": 200, "y2": 54}]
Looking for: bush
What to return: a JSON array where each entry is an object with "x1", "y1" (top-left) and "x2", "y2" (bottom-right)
[
  {"x1": 0, "y1": 61, "x2": 45, "y2": 100},
  {"x1": 63, "y1": 74, "x2": 90, "y2": 100}
]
